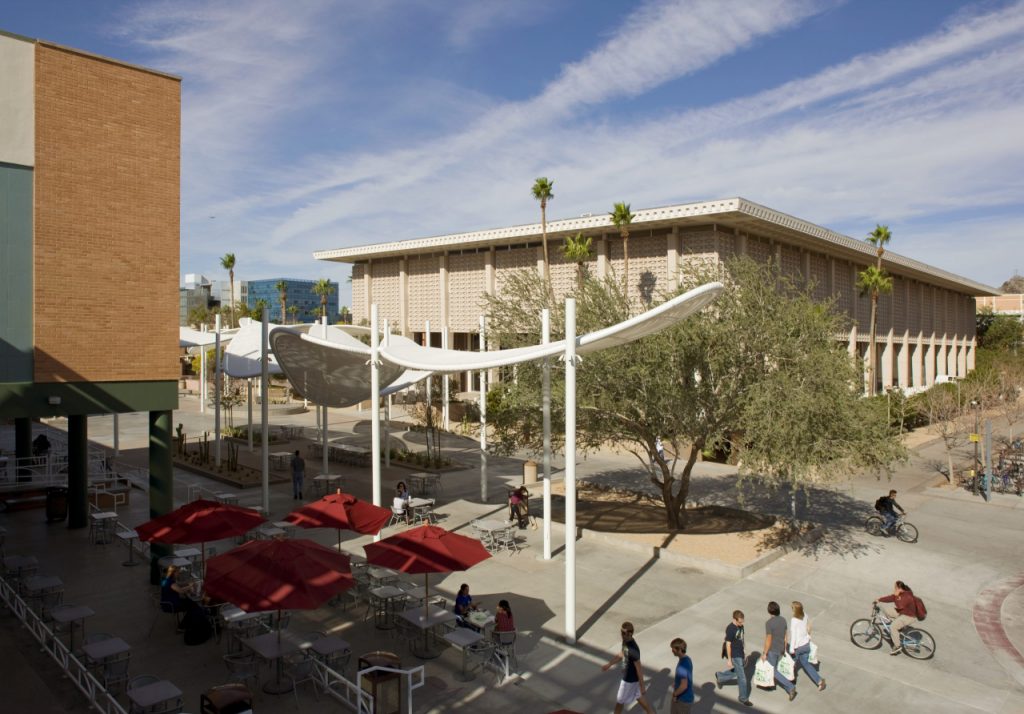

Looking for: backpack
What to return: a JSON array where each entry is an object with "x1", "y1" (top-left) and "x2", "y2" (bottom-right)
[
  {"x1": 913, "y1": 595, "x2": 927, "y2": 621},
  {"x1": 874, "y1": 497, "x2": 887, "y2": 512}
]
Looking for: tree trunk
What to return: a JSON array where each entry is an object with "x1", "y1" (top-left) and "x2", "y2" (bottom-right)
[
  {"x1": 622, "y1": 230, "x2": 630, "y2": 299},
  {"x1": 946, "y1": 449, "x2": 955, "y2": 483},
  {"x1": 868, "y1": 291, "x2": 878, "y2": 396},
  {"x1": 541, "y1": 203, "x2": 550, "y2": 289},
  {"x1": 657, "y1": 442, "x2": 701, "y2": 530}
]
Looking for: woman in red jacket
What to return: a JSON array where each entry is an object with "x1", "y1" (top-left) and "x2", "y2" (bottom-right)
[{"x1": 875, "y1": 580, "x2": 919, "y2": 655}]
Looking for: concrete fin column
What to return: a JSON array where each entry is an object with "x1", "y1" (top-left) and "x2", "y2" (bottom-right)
[
  {"x1": 148, "y1": 409, "x2": 173, "y2": 583},
  {"x1": 67, "y1": 414, "x2": 88, "y2": 530}
]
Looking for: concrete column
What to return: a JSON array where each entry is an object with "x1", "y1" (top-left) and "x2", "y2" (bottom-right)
[
  {"x1": 936, "y1": 339, "x2": 948, "y2": 378},
  {"x1": 925, "y1": 337, "x2": 936, "y2": 386},
  {"x1": 967, "y1": 339, "x2": 976, "y2": 372},
  {"x1": 881, "y1": 329, "x2": 894, "y2": 390},
  {"x1": 148, "y1": 409, "x2": 173, "y2": 583},
  {"x1": 667, "y1": 228, "x2": 679, "y2": 291},
  {"x1": 67, "y1": 415, "x2": 88, "y2": 530},
  {"x1": 439, "y1": 253, "x2": 449, "y2": 332},
  {"x1": 897, "y1": 331, "x2": 913, "y2": 387},
  {"x1": 536, "y1": 245, "x2": 545, "y2": 278},
  {"x1": 15, "y1": 417, "x2": 31, "y2": 463},
  {"x1": 363, "y1": 261, "x2": 373, "y2": 324},
  {"x1": 736, "y1": 229, "x2": 747, "y2": 256},
  {"x1": 596, "y1": 237, "x2": 608, "y2": 279},
  {"x1": 848, "y1": 325, "x2": 858, "y2": 360},
  {"x1": 399, "y1": 257, "x2": 408, "y2": 336},
  {"x1": 828, "y1": 257, "x2": 835, "y2": 297},
  {"x1": 912, "y1": 334, "x2": 923, "y2": 388}
]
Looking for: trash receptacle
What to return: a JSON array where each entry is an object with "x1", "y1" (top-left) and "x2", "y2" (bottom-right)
[
  {"x1": 200, "y1": 683, "x2": 253, "y2": 714},
  {"x1": 359, "y1": 650, "x2": 402, "y2": 714},
  {"x1": 523, "y1": 460, "x2": 538, "y2": 485},
  {"x1": 46, "y1": 487, "x2": 68, "y2": 523}
]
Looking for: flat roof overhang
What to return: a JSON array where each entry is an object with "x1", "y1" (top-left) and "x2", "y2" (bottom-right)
[{"x1": 314, "y1": 197, "x2": 1000, "y2": 296}]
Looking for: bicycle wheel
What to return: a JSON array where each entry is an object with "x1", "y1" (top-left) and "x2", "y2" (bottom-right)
[
  {"x1": 900, "y1": 627, "x2": 936, "y2": 660},
  {"x1": 865, "y1": 516, "x2": 884, "y2": 537},
  {"x1": 850, "y1": 619, "x2": 883, "y2": 649},
  {"x1": 896, "y1": 522, "x2": 919, "y2": 543}
]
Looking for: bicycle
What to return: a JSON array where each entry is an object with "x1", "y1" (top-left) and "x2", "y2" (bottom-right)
[
  {"x1": 864, "y1": 513, "x2": 918, "y2": 543},
  {"x1": 849, "y1": 604, "x2": 936, "y2": 660}
]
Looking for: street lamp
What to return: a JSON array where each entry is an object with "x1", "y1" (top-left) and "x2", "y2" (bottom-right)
[{"x1": 971, "y1": 399, "x2": 980, "y2": 495}]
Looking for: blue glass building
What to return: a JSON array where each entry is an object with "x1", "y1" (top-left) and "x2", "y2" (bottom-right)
[{"x1": 245, "y1": 278, "x2": 339, "y2": 323}]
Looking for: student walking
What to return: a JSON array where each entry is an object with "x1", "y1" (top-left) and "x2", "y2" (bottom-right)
[
  {"x1": 716, "y1": 610, "x2": 753, "y2": 707},
  {"x1": 789, "y1": 601, "x2": 825, "y2": 692},
  {"x1": 669, "y1": 637, "x2": 694, "y2": 713},
  {"x1": 290, "y1": 450, "x2": 305, "y2": 500},
  {"x1": 761, "y1": 601, "x2": 797, "y2": 701},
  {"x1": 601, "y1": 621, "x2": 654, "y2": 714}
]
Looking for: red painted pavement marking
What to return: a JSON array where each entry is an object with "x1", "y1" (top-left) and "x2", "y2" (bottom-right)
[{"x1": 972, "y1": 573, "x2": 1024, "y2": 670}]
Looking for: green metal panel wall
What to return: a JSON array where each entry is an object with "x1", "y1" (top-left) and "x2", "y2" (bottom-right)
[{"x1": 0, "y1": 161, "x2": 33, "y2": 382}]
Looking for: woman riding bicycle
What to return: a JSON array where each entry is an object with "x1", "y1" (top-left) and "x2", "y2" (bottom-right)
[{"x1": 874, "y1": 580, "x2": 921, "y2": 655}]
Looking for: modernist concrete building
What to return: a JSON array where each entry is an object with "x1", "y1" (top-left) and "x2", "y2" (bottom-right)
[
  {"x1": 316, "y1": 198, "x2": 999, "y2": 394},
  {"x1": 0, "y1": 30, "x2": 180, "y2": 532}
]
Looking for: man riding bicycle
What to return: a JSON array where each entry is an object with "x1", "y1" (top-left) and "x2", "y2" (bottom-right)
[
  {"x1": 875, "y1": 580, "x2": 922, "y2": 655},
  {"x1": 875, "y1": 489, "x2": 906, "y2": 535}
]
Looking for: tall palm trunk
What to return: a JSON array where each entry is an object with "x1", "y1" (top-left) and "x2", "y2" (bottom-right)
[
  {"x1": 541, "y1": 201, "x2": 550, "y2": 287},
  {"x1": 622, "y1": 229, "x2": 630, "y2": 296},
  {"x1": 868, "y1": 292, "x2": 878, "y2": 396},
  {"x1": 228, "y1": 272, "x2": 235, "y2": 327}
]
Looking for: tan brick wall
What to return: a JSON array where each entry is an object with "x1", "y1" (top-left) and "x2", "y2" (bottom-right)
[{"x1": 33, "y1": 44, "x2": 180, "y2": 382}]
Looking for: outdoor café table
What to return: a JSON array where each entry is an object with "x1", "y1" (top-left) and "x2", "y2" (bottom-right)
[
  {"x1": 220, "y1": 604, "x2": 266, "y2": 625},
  {"x1": 401, "y1": 605, "x2": 457, "y2": 660},
  {"x1": 126, "y1": 679, "x2": 182, "y2": 711},
  {"x1": 409, "y1": 472, "x2": 440, "y2": 497},
  {"x1": 3, "y1": 554, "x2": 39, "y2": 577},
  {"x1": 157, "y1": 555, "x2": 191, "y2": 571},
  {"x1": 444, "y1": 628, "x2": 485, "y2": 681},
  {"x1": 367, "y1": 566, "x2": 398, "y2": 587},
  {"x1": 257, "y1": 525, "x2": 285, "y2": 540},
  {"x1": 406, "y1": 498, "x2": 436, "y2": 524},
  {"x1": 467, "y1": 610, "x2": 496, "y2": 633},
  {"x1": 272, "y1": 521, "x2": 297, "y2": 537},
  {"x1": 90, "y1": 512, "x2": 118, "y2": 544},
  {"x1": 82, "y1": 636, "x2": 130, "y2": 665},
  {"x1": 51, "y1": 604, "x2": 94, "y2": 651},
  {"x1": 174, "y1": 546, "x2": 202, "y2": 569},
  {"x1": 313, "y1": 473, "x2": 342, "y2": 496},
  {"x1": 216, "y1": 492, "x2": 239, "y2": 505},
  {"x1": 243, "y1": 630, "x2": 306, "y2": 694},
  {"x1": 308, "y1": 635, "x2": 351, "y2": 669},
  {"x1": 473, "y1": 519, "x2": 509, "y2": 552},
  {"x1": 269, "y1": 451, "x2": 292, "y2": 470},
  {"x1": 23, "y1": 574, "x2": 63, "y2": 606},
  {"x1": 369, "y1": 585, "x2": 406, "y2": 630},
  {"x1": 116, "y1": 529, "x2": 141, "y2": 567}
]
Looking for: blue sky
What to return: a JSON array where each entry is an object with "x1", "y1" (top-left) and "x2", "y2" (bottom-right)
[{"x1": 5, "y1": 0, "x2": 1024, "y2": 306}]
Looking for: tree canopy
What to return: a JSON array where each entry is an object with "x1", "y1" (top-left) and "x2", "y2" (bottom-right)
[{"x1": 484, "y1": 257, "x2": 905, "y2": 529}]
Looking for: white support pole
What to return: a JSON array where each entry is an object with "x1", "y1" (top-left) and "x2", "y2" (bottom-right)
[
  {"x1": 200, "y1": 324, "x2": 207, "y2": 413},
  {"x1": 564, "y1": 298, "x2": 577, "y2": 644},
  {"x1": 425, "y1": 320, "x2": 432, "y2": 439},
  {"x1": 542, "y1": 308, "x2": 552, "y2": 561},
  {"x1": 247, "y1": 379, "x2": 253, "y2": 452},
  {"x1": 479, "y1": 316, "x2": 488, "y2": 502},
  {"x1": 261, "y1": 308, "x2": 270, "y2": 514},
  {"x1": 214, "y1": 313, "x2": 222, "y2": 467},
  {"x1": 322, "y1": 316, "x2": 329, "y2": 477},
  {"x1": 384, "y1": 319, "x2": 391, "y2": 468},
  {"x1": 442, "y1": 328, "x2": 450, "y2": 433},
  {"x1": 371, "y1": 305, "x2": 382, "y2": 541},
  {"x1": 112, "y1": 413, "x2": 120, "y2": 459}
]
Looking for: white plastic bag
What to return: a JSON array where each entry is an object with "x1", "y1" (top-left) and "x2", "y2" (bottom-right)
[
  {"x1": 808, "y1": 641, "x2": 819, "y2": 665},
  {"x1": 753, "y1": 659, "x2": 775, "y2": 688},
  {"x1": 777, "y1": 652, "x2": 796, "y2": 681}
]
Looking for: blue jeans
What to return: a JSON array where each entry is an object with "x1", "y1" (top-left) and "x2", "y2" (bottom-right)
[
  {"x1": 717, "y1": 656, "x2": 749, "y2": 701},
  {"x1": 791, "y1": 644, "x2": 821, "y2": 685},
  {"x1": 882, "y1": 509, "x2": 898, "y2": 531},
  {"x1": 765, "y1": 651, "x2": 794, "y2": 693}
]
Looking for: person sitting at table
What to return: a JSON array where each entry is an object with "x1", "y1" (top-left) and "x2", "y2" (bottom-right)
[
  {"x1": 394, "y1": 482, "x2": 412, "y2": 524},
  {"x1": 453, "y1": 583, "x2": 480, "y2": 629},
  {"x1": 509, "y1": 486, "x2": 532, "y2": 529},
  {"x1": 494, "y1": 599, "x2": 515, "y2": 635}
]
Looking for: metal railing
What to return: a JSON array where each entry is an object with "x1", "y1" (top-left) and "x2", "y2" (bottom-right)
[
  {"x1": 312, "y1": 659, "x2": 374, "y2": 713},
  {"x1": 0, "y1": 575, "x2": 129, "y2": 714}
]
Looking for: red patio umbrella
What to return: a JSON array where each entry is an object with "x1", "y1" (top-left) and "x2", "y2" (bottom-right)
[
  {"x1": 363, "y1": 524, "x2": 491, "y2": 648},
  {"x1": 135, "y1": 499, "x2": 266, "y2": 575},
  {"x1": 284, "y1": 490, "x2": 391, "y2": 549},
  {"x1": 205, "y1": 538, "x2": 353, "y2": 693}
]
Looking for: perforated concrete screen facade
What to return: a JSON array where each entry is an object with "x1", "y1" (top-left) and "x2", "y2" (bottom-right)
[{"x1": 317, "y1": 198, "x2": 999, "y2": 394}]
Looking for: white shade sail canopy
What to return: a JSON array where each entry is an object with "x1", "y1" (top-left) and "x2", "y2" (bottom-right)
[
  {"x1": 270, "y1": 282, "x2": 724, "y2": 406},
  {"x1": 222, "y1": 318, "x2": 284, "y2": 378}
]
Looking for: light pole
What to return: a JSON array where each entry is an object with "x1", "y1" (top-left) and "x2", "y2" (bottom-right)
[{"x1": 971, "y1": 399, "x2": 980, "y2": 495}]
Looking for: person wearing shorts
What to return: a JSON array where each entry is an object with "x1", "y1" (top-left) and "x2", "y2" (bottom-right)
[{"x1": 601, "y1": 621, "x2": 654, "y2": 713}]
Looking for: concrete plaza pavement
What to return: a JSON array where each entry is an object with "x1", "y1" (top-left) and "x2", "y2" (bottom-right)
[{"x1": 3, "y1": 396, "x2": 1024, "y2": 712}]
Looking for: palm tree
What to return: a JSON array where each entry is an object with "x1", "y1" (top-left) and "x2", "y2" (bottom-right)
[
  {"x1": 275, "y1": 280, "x2": 288, "y2": 324},
  {"x1": 287, "y1": 305, "x2": 299, "y2": 324},
  {"x1": 339, "y1": 306, "x2": 352, "y2": 324},
  {"x1": 531, "y1": 178, "x2": 555, "y2": 293},
  {"x1": 312, "y1": 278, "x2": 335, "y2": 320},
  {"x1": 609, "y1": 202, "x2": 635, "y2": 296},
  {"x1": 561, "y1": 232, "x2": 593, "y2": 290},
  {"x1": 252, "y1": 298, "x2": 270, "y2": 319},
  {"x1": 220, "y1": 253, "x2": 236, "y2": 328},
  {"x1": 858, "y1": 224, "x2": 893, "y2": 396}
]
